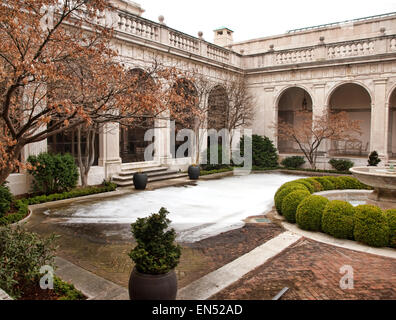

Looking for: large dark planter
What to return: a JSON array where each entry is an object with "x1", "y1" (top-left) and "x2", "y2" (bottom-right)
[
  {"x1": 133, "y1": 173, "x2": 148, "y2": 190},
  {"x1": 128, "y1": 267, "x2": 177, "y2": 300},
  {"x1": 188, "y1": 165, "x2": 200, "y2": 180}
]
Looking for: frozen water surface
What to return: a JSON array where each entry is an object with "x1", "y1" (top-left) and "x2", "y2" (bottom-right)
[{"x1": 46, "y1": 173, "x2": 303, "y2": 242}]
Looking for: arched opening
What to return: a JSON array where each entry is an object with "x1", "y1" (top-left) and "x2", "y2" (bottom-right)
[
  {"x1": 119, "y1": 69, "x2": 155, "y2": 163},
  {"x1": 171, "y1": 78, "x2": 197, "y2": 158},
  {"x1": 328, "y1": 83, "x2": 371, "y2": 157},
  {"x1": 277, "y1": 87, "x2": 313, "y2": 154},
  {"x1": 389, "y1": 89, "x2": 396, "y2": 159},
  {"x1": 208, "y1": 85, "x2": 228, "y2": 131},
  {"x1": 207, "y1": 85, "x2": 228, "y2": 147}
]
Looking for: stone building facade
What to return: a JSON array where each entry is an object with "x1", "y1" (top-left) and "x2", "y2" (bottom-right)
[{"x1": 7, "y1": 0, "x2": 396, "y2": 195}]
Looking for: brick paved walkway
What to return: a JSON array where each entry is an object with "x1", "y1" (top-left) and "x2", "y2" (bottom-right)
[
  {"x1": 212, "y1": 238, "x2": 396, "y2": 300},
  {"x1": 178, "y1": 223, "x2": 284, "y2": 288}
]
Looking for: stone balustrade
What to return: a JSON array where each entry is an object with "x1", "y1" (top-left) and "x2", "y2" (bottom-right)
[
  {"x1": 113, "y1": 10, "x2": 239, "y2": 67},
  {"x1": 254, "y1": 35, "x2": 395, "y2": 69},
  {"x1": 65, "y1": 8, "x2": 395, "y2": 71},
  {"x1": 112, "y1": 10, "x2": 394, "y2": 70},
  {"x1": 207, "y1": 45, "x2": 230, "y2": 63},
  {"x1": 117, "y1": 12, "x2": 160, "y2": 41},
  {"x1": 169, "y1": 31, "x2": 199, "y2": 53},
  {"x1": 327, "y1": 39, "x2": 375, "y2": 59},
  {"x1": 276, "y1": 48, "x2": 315, "y2": 65}
]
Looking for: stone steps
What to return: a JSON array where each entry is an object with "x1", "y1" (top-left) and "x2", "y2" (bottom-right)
[{"x1": 112, "y1": 166, "x2": 188, "y2": 187}]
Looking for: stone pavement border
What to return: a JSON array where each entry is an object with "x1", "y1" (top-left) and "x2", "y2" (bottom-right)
[
  {"x1": 0, "y1": 288, "x2": 13, "y2": 300},
  {"x1": 177, "y1": 231, "x2": 302, "y2": 300},
  {"x1": 55, "y1": 257, "x2": 129, "y2": 300},
  {"x1": 282, "y1": 221, "x2": 396, "y2": 259}
]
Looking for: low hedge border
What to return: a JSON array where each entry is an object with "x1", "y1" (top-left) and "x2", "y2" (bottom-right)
[
  {"x1": 0, "y1": 183, "x2": 117, "y2": 226},
  {"x1": 274, "y1": 176, "x2": 394, "y2": 248},
  {"x1": 200, "y1": 167, "x2": 234, "y2": 176},
  {"x1": 253, "y1": 166, "x2": 352, "y2": 175},
  {"x1": 201, "y1": 166, "x2": 353, "y2": 176}
]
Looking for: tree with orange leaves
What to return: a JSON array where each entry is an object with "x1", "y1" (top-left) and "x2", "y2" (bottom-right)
[
  {"x1": 276, "y1": 111, "x2": 362, "y2": 169},
  {"x1": 0, "y1": 1, "x2": 194, "y2": 185}
]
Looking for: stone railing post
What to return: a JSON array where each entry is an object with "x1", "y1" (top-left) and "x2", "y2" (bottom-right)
[{"x1": 159, "y1": 25, "x2": 170, "y2": 46}]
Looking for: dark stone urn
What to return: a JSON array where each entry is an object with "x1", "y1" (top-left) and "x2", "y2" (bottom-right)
[
  {"x1": 128, "y1": 267, "x2": 178, "y2": 300},
  {"x1": 188, "y1": 165, "x2": 200, "y2": 180},
  {"x1": 133, "y1": 173, "x2": 148, "y2": 190}
]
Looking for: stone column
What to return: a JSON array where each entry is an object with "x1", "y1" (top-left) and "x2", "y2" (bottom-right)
[
  {"x1": 99, "y1": 122, "x2": 122, "y2": 179},
  {"x1": 371, "y1": 79, "x2": 388, "y2": 164},
  {"x1": 157, "y1": 117, "x2": 172, "y2": 165},
  {"x1": 313, "y1": 83, "x2": 329, "y2": 156},
  {"x1": 262, "y1": 86, "x2": 277, "y2": 145}
]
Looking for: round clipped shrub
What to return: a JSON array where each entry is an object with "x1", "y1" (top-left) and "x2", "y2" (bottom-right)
[
  {"x1": 354, "y1": 205, "x2": 390, "y2": 247},
  {"x1": 281, "y1": 156, "x2": 306, "y2": 169},
  {"x1": 274, "y1": 184, "x2": 308, "y2": 214},
  {"x1": 293, "y1": 179, "x2": 314, "y2": 194},
  {"x1": 305, "y1": 178, "x2": 323, "y2": 192},
  {"x1": 322, "y1": 200, "x2": 355, "y2": 239},
  {"x1": 385, "y1": 209, "x2": 396, "y2": 248},
  {"x1": 296, "y1": 195, "x2": 330, "y2": 231},
  {"x1": 313, "y1": 177, "x2": 335, "y2": 191},
  {"x1": 276, "y1": 180, "x2": 313, "y2": 195},
  {"x1": 281, "y1": 190, "x2": 311, "y2": 223},
  {"x1": 338, "y1": 176, "x2": 369, "y2": 190},
  {"x1": 328, "y1": 159, "x2": 354, "y2": 172}
]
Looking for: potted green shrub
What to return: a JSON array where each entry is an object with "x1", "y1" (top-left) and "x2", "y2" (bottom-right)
[
  {"x1": 368, "y1": 151, "x2": 381, "y2": 167},
  {"x1": 187, "y1": 164, "x2": 200, "y2": 180},
  {"x1": 128, "y1": 207, "x2": 181, "y2": 300},
  {"x1": 133, "y1": 170, "x2": 148, "y2": 190}
]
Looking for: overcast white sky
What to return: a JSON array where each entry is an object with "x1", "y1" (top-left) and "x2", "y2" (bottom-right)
[{"x1": 138, "y1": 0, "x2": 396, "y2": 43}]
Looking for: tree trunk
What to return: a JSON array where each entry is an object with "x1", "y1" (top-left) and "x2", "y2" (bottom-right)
[
  {"x1": 77, "y1": 125, "x2": 96, "y2": 187},
  {"x1": 0, "y1": 166, "x2": 14, "y2": 186},
  {"x1": 77, "y1": 125, "x2": 85, "y2": 187},
  {"x1": 81, "y1": 171, "x2": 89, "y2": 187},
  {"x1": 0, "y1": 144, "x2": 25, "y2": 185}
]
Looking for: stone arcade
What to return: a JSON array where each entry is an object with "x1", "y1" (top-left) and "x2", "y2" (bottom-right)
[{"x1": 7, "y1": 0, "x2": 396, "y2": 195}]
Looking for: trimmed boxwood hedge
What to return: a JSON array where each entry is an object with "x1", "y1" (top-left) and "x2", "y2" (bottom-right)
[
  {"x1": 305, "y1": 178, "x2": 323, "y2": 192},
  {"x1": 323, "y1": 176, "x2": 342, "y2": 190},
  {"x1": 276, "y1": 180, "x2": 313, "y2": 195},
  {"x1": 322, "y1": 200, "x2": 355, "y2": 239},
  {"x1": 337, "y1": 176, "x2": 369, "y2": 190},
  {"x1": 312, "y1": 177, "x2": 335, "y2": 191},
  {"x1": 296, "y1": 195, "x2": 330, "y2": 231},
  {"x1": 274, "y1": 184, "x2": 309, "y2": 215},
  {"x1": 354, "y1": 205, "x2": 390, "y2": 248},
  {"x1": 274, "y1": 176, "x2": 395, "y2": 248},
  {"x1": 281, "y1": 190, "x2": 311, "y2": 223},
  {"x1": 292, "y1": 179, "x2": 315, "y2": 194},
  {"x1": 0, "y1": 200, "x2": 29, "y2": 226},
  {"x1": 385, "y1": 209, "x2": 396, "y2": 248}
]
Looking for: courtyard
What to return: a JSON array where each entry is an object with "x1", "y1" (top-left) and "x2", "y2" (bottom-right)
[
  {"x1": 0, "y1": 0, "x2": 396, "y2": 306},
  {"x1": 11, "y1": 171, "x2": 395, "y2": 301}
]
